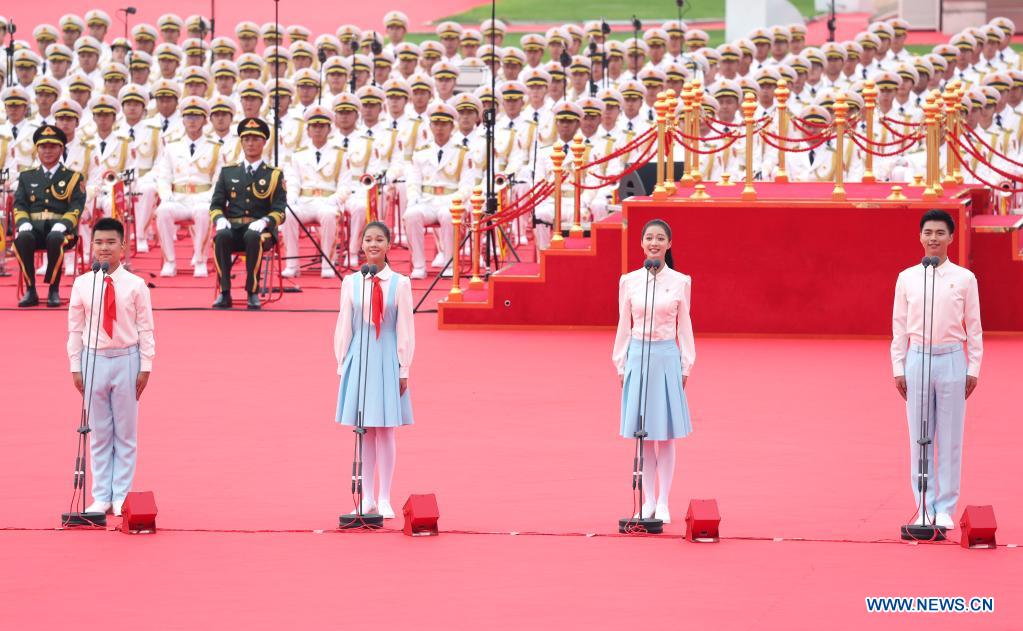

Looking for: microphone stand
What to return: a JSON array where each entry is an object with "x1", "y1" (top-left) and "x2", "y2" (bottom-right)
[
  {"x1": 601, "y1": 20, "x2": 611, "y2": 92},
  {"x1": 340, "y1": 265, "x2": 384, "y2": 529},
  {"x1": 619, "y1": 259, "x2": 664, "y2": 534},
  {"x1": 62, "y1": 262, "x2": 109, "y2": 527},
  {"x1": 0, "y1": 167, "x2": 10, "y2": 276},
  {"x1": 901, "y1": 256, "x2": 946, "y2": 541},
  {"x1": 5, "y1": 21, "x2": 15, "y2": 88}
]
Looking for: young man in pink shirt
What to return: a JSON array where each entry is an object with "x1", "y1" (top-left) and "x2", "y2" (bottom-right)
[{"x1": 891, "y1": 209, "x2": 982, "y2": 531}]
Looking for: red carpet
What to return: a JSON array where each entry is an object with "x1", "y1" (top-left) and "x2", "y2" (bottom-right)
[{"x1": 2, "y1": 230, "x2": 1021, "y2": 625}]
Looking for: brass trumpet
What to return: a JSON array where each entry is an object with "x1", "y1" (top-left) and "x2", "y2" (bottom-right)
[
  {"x1": 360, "y1": 172, "x2": 377, "y2": 187},
  {"x1": 494, "y1": 172, "x2": 510, "y2": 191}
]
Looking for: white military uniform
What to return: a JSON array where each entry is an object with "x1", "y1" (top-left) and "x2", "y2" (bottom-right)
[
  {"x1": 122, "y1": 118, "x2": 164, "y2": 249},
  {"x1": 153, "y1": 134, "x2": 225, "y2": 274},
  {"x1": 404, "y1": 139, "x2": 477, "y2": 274},
  {"x1": 338, "y1": 132, "x2": 383, "y2": 261},
  {"x1": 283, "y1": 139, "x2": 345, "y2": 276}
]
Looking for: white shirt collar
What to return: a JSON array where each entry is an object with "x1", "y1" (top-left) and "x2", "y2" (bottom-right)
[{"x1": 244, "y1": 158, "x2": 263, "y2": 171}]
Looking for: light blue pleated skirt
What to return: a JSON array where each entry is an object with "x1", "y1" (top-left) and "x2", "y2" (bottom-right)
[{"x1": 620, "y1": 338, "x2": 692, "y2": 440}]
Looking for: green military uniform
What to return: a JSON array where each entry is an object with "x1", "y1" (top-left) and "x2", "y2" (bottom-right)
[
  {"x1": 210, "y1": 161, "x2": 287, "y2": 299},
  {"x1": 13, "y1": 164, "x2": 86, "y2": 293}
]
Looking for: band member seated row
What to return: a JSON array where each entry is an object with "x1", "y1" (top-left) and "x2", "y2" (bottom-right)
[
  {"x1": 13, "y1": 125, "x2": 86, "y2": 308},
  {"x1": 209, "y1": 117, "x2": 287, "y2": 310},
  {"x1": 404, "y1": 102, "x2": 477, "y2": 279},
  {"x1": 155, "y1": 96, "x2": 225, "y2": 278},
  {"x1": 282, "y1": 104, "x2": 342, "y2": 279}
]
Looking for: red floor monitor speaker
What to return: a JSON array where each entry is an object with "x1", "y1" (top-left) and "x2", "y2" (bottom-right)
[
  {"x1": 960, "y1": 505, "x2": 997, "y2": 549},
  {"x1": 403, "y1": 494, "x2": 440, "y2": 537},
  {"x1": 685, "y1": 499, "x2": 720, "y2": 543},
  {"x1": 121, "y1": 491, "x2": 158, "y2": 534}
]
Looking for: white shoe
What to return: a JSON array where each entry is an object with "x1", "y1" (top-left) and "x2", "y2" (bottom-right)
[
  {"x1": 655, "y1": 504, "x2": 671, "y2": 524},
  {"x1": 517, "y1": 235, "x2": 529, "y2": 245},
  {"x1": 936, "y1": 513, "x2": 955, "y2": 530},
  {"x1": 913, "y1": 511, "x2": 935, "y2": 526},
  {"x1": 136, "y1": 240, "x2": 149, "y2": 253},
  {"x1": 440, "y1": 267, "x2": 454, "y2": 278},
  {"x1": 430, "y1": 252, "x2": 446, "y2": 268},
  {"x1": 353, "y1": 498, "x2": 377, "y2": 515},
  {"x1": 192, "y1": 262, "x2": 208, "y2": 278},
  {"x1": 281, "y1": 267, "x2": 300, "y2": 278},
  {"x1": 379, "y1": 500, "x2": 395, "y2": 519},
  {"x1": 321, "y1": 268, "x2": 335, "y2": 279},
  {"x1": 64, "y1": 259, "x2": 75, "y2": 276},
  {"x1": 112, "y1": 499, "x2": 124, "y2": 517},
  {"x1": 410, "y1": 267, "x2": 427, "y2": 280},
  {"x1": 159, "y1": 262, "x2": 176, "y2": 277},
  {"x1": 633, "y1": 503, "x2": 656, "y2": 520},
  {"x1": 85, "y1": 500, "x2": 111, "y2": 515}
]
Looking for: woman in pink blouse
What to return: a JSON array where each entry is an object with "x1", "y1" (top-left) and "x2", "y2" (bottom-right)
[
  {"x1": 613, "y1": 219, "x2": 695, "y2": 524},
  {"x1": 334, "y1": 222, "x2": 415, "y2": 519}
]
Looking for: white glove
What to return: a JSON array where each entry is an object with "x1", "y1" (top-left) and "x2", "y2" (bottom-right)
[
  {"x1": 18, "y1": 223, "x2": 33, "y2": 233},
  {"x1": 215, "y1": 218, "x2": 231, "y2": 231},
  {"x1": 51, "y1": 223, "x2": 67, "y2": 233},
  {"x1": 248, "y1": 218, "x2": 268, "y2": 232}
]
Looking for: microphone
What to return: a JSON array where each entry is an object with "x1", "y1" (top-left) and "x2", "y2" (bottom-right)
[
  {"x1": 367, "y1": 264, "x2": 379, "y2": 276},
  {"x1": 643, "y1": 258, "x2": 654, "y2": 270},
  {"x1": 125, "y1": 6, "x2": 137, "y2": 15},
  {"x1": 650, "y1": 259, "x2": 662, "y2": 270},
  {"x1": 360, "y1": 264, "x2": 370, "y2": 276},
  {"x1": 100, "y1": 262, "x2": 110, "y2": 273},
  {"x1": 92, "y1": 261, "x2": 101, "y2": 273},
  {"x1": 318, "y1": 48, "x2": 327, "y2": 64}
]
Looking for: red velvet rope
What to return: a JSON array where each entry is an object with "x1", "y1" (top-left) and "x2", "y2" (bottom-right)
[
  {"x1": 879, "y1": 118, "x2": 928, "y2": 141},
  {"x1": 759, "y1": 134, "x2": 833, "y2": 153},
  {"x1": 582, "y1": 127, "x2": 657, "y2": 170},
  {"x1": 950, "y1": 134, "x2": 1023, "y2": 183},
  {"x1": 881, "y1": 115, "x2": 924, "y2": 127},
  {"x1": 947, "y1": 141, "x2": 1023, "y2": 192},
  {"x1": 671, "y1": 131, "x2": 741, "y2": 155},
  {"x1": 579, "y1": 142, "x2": 660, "y2": 189},
  {"x1": 674, "y1": 126, "x2": 739, "y2": 142},
  {"x1": 962, "y1": 125, "x2": 1023, "y2": 169},
  {"x1": 849, "y1": 128, "x2": 925, "y2": 147},
  {"x1": 483, "y1": 182, "x2": 557, "y2": 230},
  {"x1": 705, "y1": 113, "x2": 771, "y2": 128},
  {"x1": 759, "y1": 126, "x2": 834, "y2": 143},
  {"x1": 790, "y1": 118, "x2": 831, "y2": 136},
  {"x1": 848, "y1": 133, "x2": 922, "y2": 157}
]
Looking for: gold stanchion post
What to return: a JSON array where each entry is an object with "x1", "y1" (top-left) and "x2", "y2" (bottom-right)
[
  {"x1": 740, "y1": 92, "x2": 757, "y2": 201},
  {"x1": 653, "y1": 93, "x2": 668, "y2": 200},
  {"x1": 922, "y1": 94, "x2": 939, "y2": 201},
  {"x1": 551, "y1": 145, "x2": 566, "y2": 249},
  {"x1": 690, "y1": 80, "x2": 704, "y2": 183},
  {"x1": 446, "y1": 198, "x2": 465, "y2": 302},
  {"x1": 832, "y1": 94, "x2": 848, "y2": 201},
  {"x1": 861, "y1": 80, "x2": 877, "y2": 183},
  {"x1": 679, "y1": 83, "x2": 694, "y2": 186},
  {"x1": 570, "y1": 132, "x2": 586, "y2": 237},
  {"x1": 774, "y1": 78, "x2": 790, "y2": 183},
  {"x1": 468, "y1": 186, "x2": 484, "y2": 290},
  {"x1": 664, "y1": 89, "x2": 677, "y2": 195}
]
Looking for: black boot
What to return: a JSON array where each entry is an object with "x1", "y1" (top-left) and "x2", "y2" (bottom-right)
[
  {"x1": 246, "y1": 293, "x2": 261, "y2": 310},
  {"x1": 46, "y1": 285, "x2": 61, "y2": 308},
  {"x1": 18, "y1": 287, "x2": 39, "y2": 308},
  {"x1": 212, "y1": 292, "x2": 233, "y2": 309}
]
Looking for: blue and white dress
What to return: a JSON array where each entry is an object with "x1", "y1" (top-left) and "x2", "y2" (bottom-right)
[
  {"x1": 612, "y1": 266, "x2": 695, "y2": 441},
  {"x1": 334, "y1": 265, "x2": 414, "y2": 427}
]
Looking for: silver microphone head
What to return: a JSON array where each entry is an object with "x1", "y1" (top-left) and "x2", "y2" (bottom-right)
[
  {"x1": 368, "y1": 264, "x2": 379, "y2": 275},
  {"x1": 921, "y1": 256, "x2": 932, "y2": 267},
  {"x1": 643, "y1": 259, "x2": 654, "y2": 270},
  {"x1": 92, "y1": 261, "x2": 101, "y2": 273},
  {"x1": 650, "y1": 259, "x2": 662, "y2": 270},
  {"x1": 360, "y1": 264, "x2": 370, "y2": 276},
  {"x1": 101, "y1": 262, "x2": 110, "y2": 272}
]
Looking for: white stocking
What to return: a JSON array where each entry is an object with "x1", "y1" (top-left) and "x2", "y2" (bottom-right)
[
  {"x1": 360, "y1": 430, "x2": 377, "y2": 509},
  {"x1": 641, "y1": 441, "x2": 657, "y2": 511},
  {"x1": 655, "y1": 440, "x2": 676, "y2": 506},
  {"x1": 374, "y1": 428, "x2": 396, "y2": 505}
]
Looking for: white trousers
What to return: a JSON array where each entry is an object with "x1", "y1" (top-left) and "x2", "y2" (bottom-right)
[
  {"x1": 905, "y1": 343, "x2": 967, "y2": 517},
  {"x1": 155, "y1": 193, "x2": 212, "y2": 264},
  {"x1": 404, "y1": 195, "x2": 455, "y2": 271},
  {"x1": 283, "y1": 198, "x2": 339, "y2": 271},
  {"x1": 343, "y1": 195, "x2": 370, "y2": 256},
  {"x1": 84, "y1": 346, "x2": 140, "y2": 504}
]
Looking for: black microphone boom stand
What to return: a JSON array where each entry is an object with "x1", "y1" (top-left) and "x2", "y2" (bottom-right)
[
  {"x1": 340, "y1": 265, "x2": 384, "y2": 529},
  {"x1": 62, "y1": 262, "x2": 109, "y2": 527},
  {"x1": 901, "y1": 256, "x2": 946, "y2": 541},
  {"x1": 619, "y1": 259, "x2": 664, "y2": 534}
]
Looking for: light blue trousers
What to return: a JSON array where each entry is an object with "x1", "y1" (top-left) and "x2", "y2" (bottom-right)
[
  {"x1": 904, "y1": 343, "x2": 966, "y2": 517},
  {"x1": 83, "y1": 346, "x2": 140, "y2": 503}
]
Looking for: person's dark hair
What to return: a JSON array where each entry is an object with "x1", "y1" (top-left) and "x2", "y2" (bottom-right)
[
  {"x1": 642, "y1": 218, "x2": 675, "y2": 269},
  {"x1": 363, "y1": 221, "x2": 391, "y2": 242},
  {"x1": 92, "y1": 217, "x2": 125, "y2": 240},
  {"x1": 920, "y1": 209, "x2": 955, "y2": 234}
]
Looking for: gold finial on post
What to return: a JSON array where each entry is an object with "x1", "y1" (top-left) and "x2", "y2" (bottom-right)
[
  {"x1": 468, "y1": 186, "x2": 485, "y2": 290},
  {"x1": 740, "y1": 92, "x2": 757, "y2": 201},
  {"x1": 861, "y1": 80, "x2": 877, "y2": 183},
  {"x1": 887, "y1": 185, "x2": 907, "y2": 200},
  {"x1": 774, "y1": 78, "x2": 790, "y2": 183},
  {"x1": 832, "y1": 93, "x2": 848, "y2": 201},
  {"x1": 446, "y1": 198, "x2": 465, "y2": 302},
  {"x1": 570, "y1": 132, "x2": 587, "y2": 238},
  {"x1": 550, "y1": 145, "x2": 566, "y2": 249}
]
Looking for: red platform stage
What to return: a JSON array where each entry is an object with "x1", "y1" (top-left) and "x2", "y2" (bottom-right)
[{"x1": 440, "y1": 182, "x2": 1023, "y2": 333}]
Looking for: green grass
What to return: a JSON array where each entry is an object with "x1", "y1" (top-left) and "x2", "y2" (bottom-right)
[
  {"x1": 404, "y1": 29, "x2": 726, "y2": 48},
  {"x1": 442, "y1": 0, "x2": 819, "y2": 25}
]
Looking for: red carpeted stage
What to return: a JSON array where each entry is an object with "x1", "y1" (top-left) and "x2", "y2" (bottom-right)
[
  {"x1": 441, "y1": 182, "x2": 1023, "y2": 333},
  {"x1": 2, "y1": 230, "x2": 1021, "y2": 628}
]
